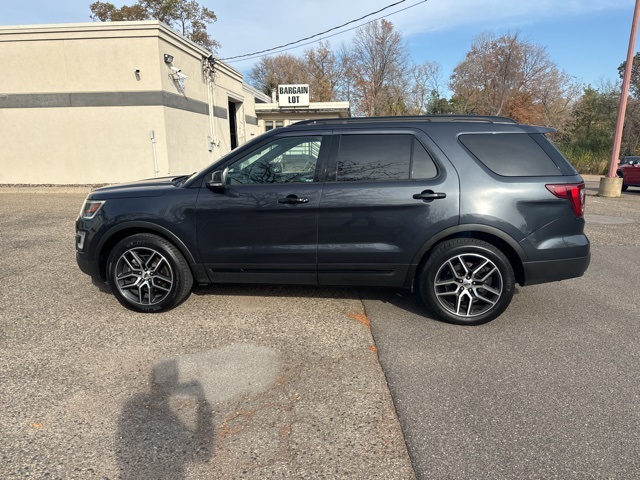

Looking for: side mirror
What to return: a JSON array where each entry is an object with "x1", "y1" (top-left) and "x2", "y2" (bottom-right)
[{"x1": 207, "y1": 167, "x2": 228, "y2": 190}]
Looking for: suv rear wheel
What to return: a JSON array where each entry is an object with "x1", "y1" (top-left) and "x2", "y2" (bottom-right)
[
  {"x1": 419, "y1": 239, "x2": 515, "y2": 325},
  {"x1": 106, "y1": 234, "x2": 193, "y2": 312}
]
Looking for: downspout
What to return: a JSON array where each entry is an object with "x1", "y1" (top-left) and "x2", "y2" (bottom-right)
[
  {"x1": 150, "y1": 130, "x2": 159, "y2": 177},
  {"x1": 203, "y1": 56, "x2": 219, "y2": 152}
]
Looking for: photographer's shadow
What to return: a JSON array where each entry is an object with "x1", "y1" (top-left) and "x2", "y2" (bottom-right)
[{"x1": 116, "y1": 359, "x2": 214, "y2": 480}]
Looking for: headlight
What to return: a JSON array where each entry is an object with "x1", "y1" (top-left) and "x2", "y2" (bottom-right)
[{"x1": 79, "y1": 199, "x2": 106, "y2": 220}]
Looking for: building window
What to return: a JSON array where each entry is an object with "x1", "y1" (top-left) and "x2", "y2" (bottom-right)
[{"x1": 264, "y1": 120, "x2": 284, "y2": 132}]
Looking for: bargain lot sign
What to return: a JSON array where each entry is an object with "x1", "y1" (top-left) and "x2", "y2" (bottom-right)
[{"x1": 278, "y1": 84, "x2": 310, "y2": 107}]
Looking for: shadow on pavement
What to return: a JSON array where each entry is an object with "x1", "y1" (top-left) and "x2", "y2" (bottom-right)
[
  {"x1": 116, "y1": 359, "x2": 214, "y2": 480},
  {"x1": 193, "y1": 283, "x2": 438, "y2": 320}
]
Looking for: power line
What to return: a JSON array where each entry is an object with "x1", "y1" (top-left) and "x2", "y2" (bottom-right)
[
  {"x1": 227, "y1": 0, "x2": 429, "y2": 63},
  {"x1": 223, "y1": 0, "x2": 430, "y2": 64},
  {"x1": 220, "y1": 0, "x2": 410, "y2": 61}
]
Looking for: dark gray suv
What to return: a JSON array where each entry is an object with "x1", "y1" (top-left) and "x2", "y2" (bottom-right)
[{"x1": 76, "y1": 116, "x2": 590, "y2": 325}]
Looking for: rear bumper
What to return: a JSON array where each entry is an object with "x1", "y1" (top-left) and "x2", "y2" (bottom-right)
[{"x1": 521, "y1": 253, "x2": 591, "y2": 286}]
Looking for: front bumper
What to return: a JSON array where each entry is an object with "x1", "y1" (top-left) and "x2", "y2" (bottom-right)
[{"x1": 76, "y1": 249, "x2": 101, "y2": 280}]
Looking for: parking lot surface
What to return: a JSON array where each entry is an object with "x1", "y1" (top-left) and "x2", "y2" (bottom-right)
[
  {"x1": 1, "y1": 180, "x2": 638, "y2": 479},
  {"x1": 365, "y1": 182, "x2": 640, "y2": 479},
  {"x1": 0, "y1": 191, "x2": 413, "y2": 479}
]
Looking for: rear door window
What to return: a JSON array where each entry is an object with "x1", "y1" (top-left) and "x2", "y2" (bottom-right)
[
  {"x1": 335, "y1": 134, "x2": 437, "y2": 181},
  {"x1": 459, "y1": 133, "x2": 563, "y2": 176}
]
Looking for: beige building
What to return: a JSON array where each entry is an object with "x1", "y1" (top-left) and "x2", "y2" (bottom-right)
[
  {"x1": 0, "y1": 21, "x2": 269, "y2": 185},
  {"x1": 0, "y1": 22, "x2": 350, "y2": 185},
  {"x1": 256, "y1": 101, "x2": 350, "y2": 132}
]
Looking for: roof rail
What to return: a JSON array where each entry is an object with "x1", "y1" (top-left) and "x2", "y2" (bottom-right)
[{"x1": 291, "y1": 115, "x2": 518, "y2": 126}]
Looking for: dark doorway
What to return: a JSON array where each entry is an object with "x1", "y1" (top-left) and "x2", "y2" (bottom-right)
[{"x1": 228, "y1": 100, "x2": 238, "y2": 150}]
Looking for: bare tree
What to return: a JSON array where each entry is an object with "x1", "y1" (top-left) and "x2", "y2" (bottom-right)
[
  {"x1": 303, "y1": 41, "x2": 343, "y2": 102},
  {"x1": 247, "y1": 54, "x2": 309, "y2": 97},
  {"x1": 450, "y1": 31, "x2": 578, "y2": 127},
  {"x1": 90, "y1": 0, "x2": 219, "y2": 52},
  {"x1": 408, "y1": 60, "x2": 449, "y2": 114},
  {"x1": 349, "y1": 20, "x2": 411, "y2": 116}
]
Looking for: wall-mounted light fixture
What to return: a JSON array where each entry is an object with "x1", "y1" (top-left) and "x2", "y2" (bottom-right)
[
  {"x1": 169, "y1": 66, "x2": 187, "y2": 92},
  {"x1": 164, "y1": 54, "x2": 174, "y2": 64}
]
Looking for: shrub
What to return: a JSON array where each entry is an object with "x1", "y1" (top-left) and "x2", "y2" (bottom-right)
[{"x1": 557, "y1": 145, "x2": 610, "y2": 175}]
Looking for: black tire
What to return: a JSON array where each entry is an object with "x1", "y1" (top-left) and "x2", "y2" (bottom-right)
[
  {"x1": 418, "y1": 238, "x2": 515, "y2": 326},
  {"x1": 106, "y1": 233, "x2": 193, "y2": 312},
  {"x1": 618, "y1": 173, "x2": 629, "y2": 191}
]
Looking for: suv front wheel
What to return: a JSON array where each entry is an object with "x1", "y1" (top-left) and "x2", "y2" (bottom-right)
[
  {"x1": 419, "y1": 239, "x2": 515, "y2": 325},
  {"x1": 106, "y1": 233, "x2": 193, "y2": 312}
]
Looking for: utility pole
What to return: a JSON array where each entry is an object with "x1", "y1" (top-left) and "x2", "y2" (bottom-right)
[{"x1": 599, "y1": 0, "x2": 640, "y2": 197}]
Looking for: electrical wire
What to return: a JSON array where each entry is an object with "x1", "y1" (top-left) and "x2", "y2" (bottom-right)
[
  {"x1": 227, "y1": 0, "x2": 429, "y2": 63},
  {"x1": 220, "y1": 0, "x2": 413, "y2": 61}
]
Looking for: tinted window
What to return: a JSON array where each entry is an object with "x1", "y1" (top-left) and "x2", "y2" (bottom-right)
[
  {"x1": 337, "y1": 135, "x2": 410, "y2": 182},
  {"x1": 412, "y1": 140, "x2": 438, "y2": 179},
  {"x1": 336, "y1": 134, "x2": 437, "y2": 181},
  {"x1": 227, "y1": 136, "x2": 322, "y2": 185},
  {"x1": 459, "y1": 133, "x2": 562, "y2": 176}
]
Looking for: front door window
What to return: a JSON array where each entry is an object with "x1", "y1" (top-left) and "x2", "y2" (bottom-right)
[{"x1": 227, "y1": 136, "x2": 322, "y2": 185}]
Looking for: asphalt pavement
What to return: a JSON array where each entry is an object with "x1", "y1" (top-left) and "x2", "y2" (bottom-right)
[
  {"x1": 0, "y1": 191, "x2": 413, "y2": 479},
  {"x1": 364, "y1": 178, "x2": 640, "y2": 479},
  {"x1": 1, "y1": 177, "x2": 637, "y2": 479}
]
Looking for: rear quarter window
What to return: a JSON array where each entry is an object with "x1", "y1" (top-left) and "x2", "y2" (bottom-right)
[{"x1": 459, "y1": 133, "x2": 563, "y2": 176}]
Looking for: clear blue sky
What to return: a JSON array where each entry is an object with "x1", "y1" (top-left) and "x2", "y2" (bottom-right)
[{"x1": 2, "y1": 0, "x2": 637, "y2": 93}]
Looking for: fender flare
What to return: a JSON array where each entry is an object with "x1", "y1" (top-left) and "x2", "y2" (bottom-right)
[
  {"x1": 96, "y1": 221, "x2": 198, "y2": 265},
  {"x1": 405, "y1": 224, "x2": 528, "y2": 287}
]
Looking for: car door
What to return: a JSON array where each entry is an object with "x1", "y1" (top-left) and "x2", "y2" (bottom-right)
[
  {"x1": 317, "y1": 129, "x2": 460, "y2": 287},
  {"x1": 628, "y1": 159, "x2": 640, "y2": 184},
  {"x1": 196, "y1": 132, "x2": 330, "y2": 285}
]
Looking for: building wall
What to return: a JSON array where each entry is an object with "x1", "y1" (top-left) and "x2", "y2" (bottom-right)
[
  {"x1": 255, "y1": 102, "x2": 350, "y2": 133},
  {"x1": 0, "y1": 21, "x2": 267, "y2": 185}
]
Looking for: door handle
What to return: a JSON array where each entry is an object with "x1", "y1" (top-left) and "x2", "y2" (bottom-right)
[
  {"x1": 278, "y1": 195, "x2": 309, "y2": 204},
  {"x1": 413, "y1": 190, "x2": 446, "y2": 201}
]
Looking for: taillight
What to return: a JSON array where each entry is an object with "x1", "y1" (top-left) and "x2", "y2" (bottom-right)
[{"x1": 546, "y1": 183, "x2": 585, "y2": 217}]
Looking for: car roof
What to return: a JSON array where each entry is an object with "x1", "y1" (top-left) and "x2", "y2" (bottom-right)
[
  {"x1": 289, "y1": 115, "x2": 555, "y2": 135},
  {"x1": 292, "y1": 115, "x2": 518, "y2": 126}
]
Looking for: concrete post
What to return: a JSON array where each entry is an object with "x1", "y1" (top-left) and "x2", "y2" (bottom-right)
[{"x1": 598, "y1": 176, "x2": 624, "y2": 197}]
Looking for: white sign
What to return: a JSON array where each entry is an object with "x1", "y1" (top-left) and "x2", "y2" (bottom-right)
[{"x1": 278, "y1": 84, "x2": 310, "y2": 107}]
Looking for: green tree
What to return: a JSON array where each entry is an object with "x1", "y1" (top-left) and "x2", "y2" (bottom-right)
[
  {"x1": 617, "y1": 52, "x2": 640, "y2": 98},
  {"x1": 89, "y1": 0, "x2": 219, "y2": 52},
  {"x1": 558, "y1": 82, "x2": 618, "y2": 173},
  {"x1": 569, "y1": 85, "x2": 618, "y2": 152}
]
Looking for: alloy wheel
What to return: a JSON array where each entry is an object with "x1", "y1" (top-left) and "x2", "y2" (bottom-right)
[
  {"x1": 433, "y1": 253, "x2": 503, "y2": 318},
  {"x1": 113, "y1": 247, "x2": 174, "y2": 306}
]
